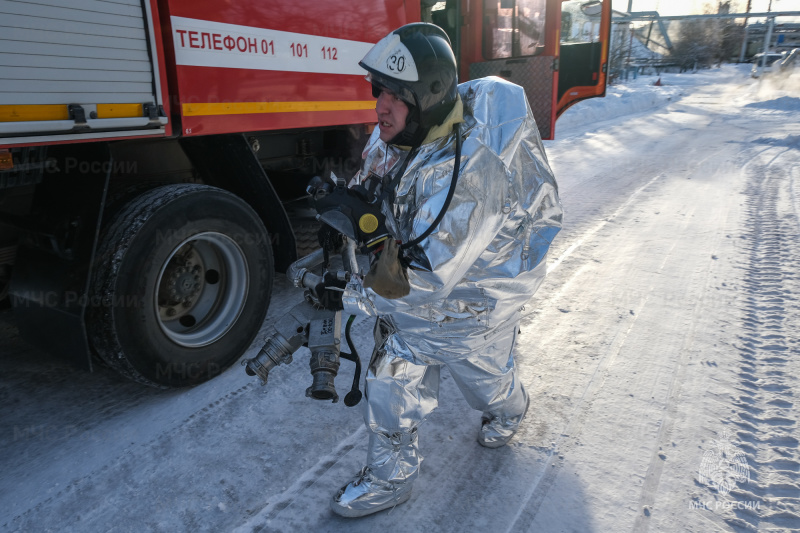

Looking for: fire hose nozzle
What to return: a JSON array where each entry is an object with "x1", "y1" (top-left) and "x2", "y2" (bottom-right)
[
  {"x1": 304, "y1": 312, "x2": 342, "y2": 402},
  {"x1": 243, "y1": 302, "x2": 314, "y2": 385},
  {"x1": 243, "y1": 333, "x2": 295, "y2": 385},
  {"x1": 306, "y1": 350, "x2": 340, "y2": 402},
  {"x1": 243, "y1": 229, "x2": 363, "y2": 407}
]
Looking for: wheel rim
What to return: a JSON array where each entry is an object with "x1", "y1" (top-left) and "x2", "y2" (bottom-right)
[{"x1": 155, "y1": 232, "x2": 249, "y2": 348}]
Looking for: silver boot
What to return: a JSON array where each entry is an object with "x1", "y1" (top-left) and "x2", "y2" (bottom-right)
[
  {"x1": 331, "y1": 430, "x2": 419, "y2": 517},
  {"x1": 330, "y1": 466, "x2": 412, "y2": 517},
  {"x1": 477, "y1": 395, "x2": 530, "y2": 448}
]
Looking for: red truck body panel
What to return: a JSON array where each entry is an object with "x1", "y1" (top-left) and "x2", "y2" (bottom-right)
[
  {"x1": 0, "y1": 0, "x2": 611, "y2": 147},
  {"x1": 160, "y1": 0, "x2": 417, "y2": 137}
]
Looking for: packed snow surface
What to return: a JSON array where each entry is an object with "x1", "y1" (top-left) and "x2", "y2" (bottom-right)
[{"x1": 1, "y1": 64, "x2": 799, "y2": 532}]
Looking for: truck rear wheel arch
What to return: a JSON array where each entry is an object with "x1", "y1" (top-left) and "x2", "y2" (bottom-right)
[{"x1": 179, "y1": 134, "x2": 298, "y2": 272}]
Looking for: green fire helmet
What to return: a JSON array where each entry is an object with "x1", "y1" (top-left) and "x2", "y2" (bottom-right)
[{"x1": 360, "y1": 23, "x2": 458, "y2": 146}]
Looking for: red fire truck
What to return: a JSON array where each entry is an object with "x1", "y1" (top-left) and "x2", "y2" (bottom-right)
[{"x1": 0, "y1": 0, "x2": 610, "y2": 386}]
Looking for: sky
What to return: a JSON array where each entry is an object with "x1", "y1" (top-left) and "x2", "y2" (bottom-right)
[{"x1": 615, "y1": 0, "x2": 800, "y2": 15}]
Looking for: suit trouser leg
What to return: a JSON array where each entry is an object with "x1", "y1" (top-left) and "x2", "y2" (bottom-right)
[
  {"x1": 363, "y1": 326, "x2": 440, "y2": 484},
  {"x1": 362, "y1": 319, "x2": 526, "y2": 482},
  {"x1": 444, "y1": 324, "x2": 528, "y2": 431}
]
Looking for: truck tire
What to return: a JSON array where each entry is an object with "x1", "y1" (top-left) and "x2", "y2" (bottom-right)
[
  {"x1": 293, "y1": 218, "x2": 322, "y2": 258},
  {"x1": 88, "y1": 184, "x2": 274, "y2": 387}
]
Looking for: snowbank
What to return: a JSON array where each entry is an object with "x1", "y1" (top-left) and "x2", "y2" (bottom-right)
[
  {"x1": 554, "y1": 64, "x2": 753, "y2": 136},
  {"x1": 745, "y1": 95, "x2": 800, "y2": 111},
  {"x1": 747, "y1": 64, "x2": 800, "y2": 107},
  {"x1": 555, "y1": 84, "x2": 683, "y2": 133}
]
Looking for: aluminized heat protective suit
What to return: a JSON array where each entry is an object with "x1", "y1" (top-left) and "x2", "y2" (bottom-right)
[{"x1": 341, "y1": 76, "x2": 562, "y2": 493}]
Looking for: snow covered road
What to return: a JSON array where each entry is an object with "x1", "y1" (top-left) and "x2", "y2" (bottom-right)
[{"x1": 1, "y1": 65, "x2": 798, "y2": 532}]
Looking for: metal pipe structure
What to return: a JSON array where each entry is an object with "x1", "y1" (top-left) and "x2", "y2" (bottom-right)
[
  {"x1": 286, "y1": 248, "x2": 325, "y2": 289},
  {"x1": 739, "y1": 0, "x2": 753, "y2": 63},
  {"x1": 760, "y1": 16, "x2": 777, "y2": 76},
  {"x1": 613, "y1": 9, "x2": 799, "y2": 59},
  {"x1": 614, "y1": 11, "x2": 800, "y2": 22}
]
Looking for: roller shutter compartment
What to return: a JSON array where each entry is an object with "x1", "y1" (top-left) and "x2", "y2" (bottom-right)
[{"x1": 0, "y1": 0, "x2": 167, "y2": 142}]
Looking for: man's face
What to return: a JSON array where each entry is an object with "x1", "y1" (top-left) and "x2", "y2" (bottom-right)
[{"x1": 376, "y1": 88, "x2": 409, "y2": 142}]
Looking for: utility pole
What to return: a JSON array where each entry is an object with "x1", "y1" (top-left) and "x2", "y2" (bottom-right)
[
  {"x1": 628, "y1": 0, "x2": 634, "y2": 13},
  {"x1": 738, "y1": 0, "x2": 752, "y2": 63},
  {"x1": 627, "y1": 26, "x2": 634, "y2": 78},
  {"x1": 758, "y1": 0, "x2": 775, "y2": 75}
]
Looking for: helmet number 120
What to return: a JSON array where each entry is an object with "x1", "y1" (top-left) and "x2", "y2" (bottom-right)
[{"x1": 387, "y1": 54, "x2": 406, "y2": 73}]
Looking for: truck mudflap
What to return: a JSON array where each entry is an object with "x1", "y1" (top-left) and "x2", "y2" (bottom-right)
[{"x1": 8, "y1": 143, "x2": 112, "y2": 370}]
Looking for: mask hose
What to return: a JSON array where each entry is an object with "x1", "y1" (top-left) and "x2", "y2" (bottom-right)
[
  {"x1": 400, "y1": 123, "x2": 462, "y2": 250},
  {"x1": 339, "y1": 314, "x2": 363, "y2": 407}
]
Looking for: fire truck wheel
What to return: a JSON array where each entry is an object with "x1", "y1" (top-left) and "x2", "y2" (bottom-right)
[{"x1": 88, "y1": 184, "x2": 274, "y2": 387}]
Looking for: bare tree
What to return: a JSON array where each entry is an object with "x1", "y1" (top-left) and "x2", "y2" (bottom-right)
[
  {"x1": 671, "y1": 12, "x2": 716, "y2": 70},
  {"x1": 608, "y1": 22, "x2": 633, "y2": 84},
  {"x1": 718, "y1": 2, "x2": 745, "y2": 63},
  {"x1": 671, "y1": 2, "x2": 744, "y2": 70}
]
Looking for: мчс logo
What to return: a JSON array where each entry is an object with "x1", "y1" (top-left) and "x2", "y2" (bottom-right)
[{"x1": 698, "y1": 430, "x2": 750, "y2": 495}]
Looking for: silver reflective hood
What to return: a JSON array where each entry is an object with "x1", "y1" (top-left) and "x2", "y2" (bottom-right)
[{"x1": 344, "y1": 76, "x2": 562, "y2": 346}]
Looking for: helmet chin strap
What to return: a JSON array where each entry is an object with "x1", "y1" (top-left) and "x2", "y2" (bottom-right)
[
  {"x1": 388, "y1": 124, "x2": 426, "y2": 148},
  {"x1": 388, "y1": 106, "x2": 427, "y2": 148}
]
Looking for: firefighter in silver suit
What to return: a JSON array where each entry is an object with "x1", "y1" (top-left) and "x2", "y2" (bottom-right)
[{"x1": 330, "y1": 23, "x2": 562, "y2": 517}]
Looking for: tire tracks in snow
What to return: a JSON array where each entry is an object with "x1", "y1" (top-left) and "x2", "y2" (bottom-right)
[
  {"x1": 629, "y1": 133, "x2": 799, "y2": 532},
  {"x1": 721, "y1": 144, "x2": 800, "y2": 531},
  {"x1": 506, "y1": 174, "x2": 666, "y2": 531},
  {"x1": 624, "y1": 128, "x2": 762, "y2": 532},
  {"x1": 233, "y1": 425, "x2": 367, "y2": 533},
  {"x1": 510, "y1": 141, "x2": 733, "y2": 531},
  {"x1": 545, "y1": 173, "x2": 664, "y2": 277},
  {"x1": 630, "y1": 190, "x2": 729, "y2": 533}
]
